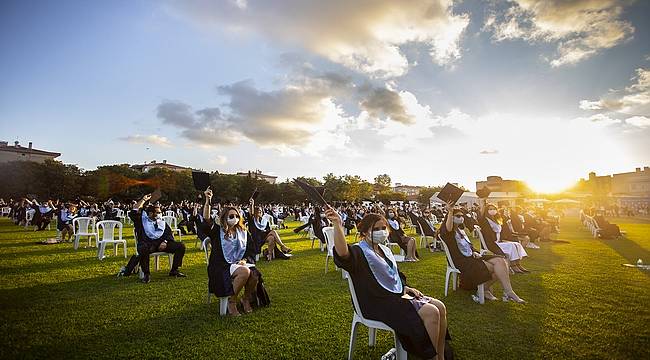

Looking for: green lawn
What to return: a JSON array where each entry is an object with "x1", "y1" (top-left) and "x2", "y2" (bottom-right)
[{"x1": 1, "y1": 216, "x2": 649, "y2": 359}]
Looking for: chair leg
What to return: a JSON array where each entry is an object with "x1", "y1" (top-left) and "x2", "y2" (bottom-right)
[
  {"x1": 219, "y1": 297, "x2": 228, "y2": 316},
  {"x1": 97, "y1": 243, "x2": 104, "y2": 260},
  {"x1": 74, "y1": 236, "x2": 79, "y2": 250},
  {"x1": 444, "y1": 270, "x2": 450, "y2": 296},
  {"x1": 348, "y1": 320, "x2": 360, "y2": 360},
  {"x1": 395, "y1": 337, "x2": 408, "y2": 360},
  {"x1": 155, "y1": 255, "x2": 160, "y2": 271},
  {"x1": 325, "y1": 256, "x2": 329, "y2": 273},
  {"x1": 123, "y1": 242, "x2": 127, "y2": 258},
  {"x1": 207, "y1": 291, "x2": 211, "y2": 304},
  {"x1": 368, "y1": 327, "x2": 377, "y2": 347},
  {"x1": 477, "y1": 284, "x2": 485, "y2": 304},
  {"x1": 452, "y1": 272, "x2": 457, "y2": 291}
]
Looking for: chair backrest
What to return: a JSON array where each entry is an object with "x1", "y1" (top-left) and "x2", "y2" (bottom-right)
[
  {"x1": 73, "y1": 217, "x2": 95, "y2": 235},
  {"x1": 474, "y1": 225, "x2": 488, "y2": 251},
  {"x1": 343, "y1": 270, "x2": 365, "y2": 318},
  {"x1": 322, "y1": 226, "x2": 335, "y2": 256},
  {"x1": 96, "y1": 220, "x2": 122, "y2": 241},
  {"x1": 115, "y1": 208, "x2": 124, "y2": 218},
  {"x1": 202, "y1": 237, "x2": 211, "y2": 264},
  {"x1": 165, "y1": 210, "x2": 175, "y2": 217},
  {"x1": 162, "y1": 215, "x2": 177, "y2": 229},
  {"x1": 26, "y1": 210, "x2": 34, "y2": 221},
  {"x1": 438, "y1": 235, "x2": 459, "y2": 271}
]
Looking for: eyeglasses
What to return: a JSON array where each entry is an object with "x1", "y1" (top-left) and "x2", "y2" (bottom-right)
[{"x1": 228, "y1": 214, "x2": 239, "y2": 220}]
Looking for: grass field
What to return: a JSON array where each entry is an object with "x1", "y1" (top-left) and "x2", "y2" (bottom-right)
[{"x1": 1, "y1": 215, "x2": 649, "y2": 359}]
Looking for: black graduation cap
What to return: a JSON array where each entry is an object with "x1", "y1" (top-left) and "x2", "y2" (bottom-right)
[
  {"x1": 149, "y1": 188, "x2": 162, "y2": 203},
  {"x1": 293, "y1": 179, "x2": 328, "y2": 206},
  {"x1": 192, "y1": 171, "x2": 211, "y2": 191},
  {"x1": 476, "y1": 186, "x2": 492, "y2": 199},
  {"x1": 436, "y1": 183, "x2": 464, "y2": 205}
]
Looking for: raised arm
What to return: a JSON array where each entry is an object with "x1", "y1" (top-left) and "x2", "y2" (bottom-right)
[
  {"x1": 324, "y1": 205, "x2": 348, "y2": 259},
  {"x1": 203, "y1": 187, "x2": 213, "y2": 225},
  {"x1": 134, "y1": 194, "x2": 151, "y2": 210},
  {"x1": 478, "y1": 198, "x2": 486, "y2": 218},
  {"x1": 445, "y1": 200, "x2": 455, "y2": 232}
]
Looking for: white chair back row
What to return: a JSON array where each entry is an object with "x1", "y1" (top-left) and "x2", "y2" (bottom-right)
[{"x1": 96, "y1": 220, "x2": 127, "y2": 260}]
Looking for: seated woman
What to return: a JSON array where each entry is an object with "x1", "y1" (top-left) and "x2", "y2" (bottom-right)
[
  {"x1": 248, "y1": 198, "x2": 292, "y2": 261},
  {"x1": 386, "y1": 208, "x2": 418, "y2": 261},
  {"x1": 203, "y1": 188, "x2": 260, "y2": 316},
  {"x1": 478, "y1": 200, "x2": 529, "y2": 273},
  {"x1": 57, "y1": 203, "x2": 76, "y2": 242},
  {"x1": 440, "y1": 201, "x2": 525, "y2": 303},
  {"x1": 327, "y1": 206, "x2": 450, "y2": 360},
  {"x1": 593, "y1": 211, "x2": 621, "y2": 239}
]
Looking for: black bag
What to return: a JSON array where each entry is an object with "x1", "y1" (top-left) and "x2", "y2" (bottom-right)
[{"x1": 251, "y1": 268, "x2": 270, "y2": 307}]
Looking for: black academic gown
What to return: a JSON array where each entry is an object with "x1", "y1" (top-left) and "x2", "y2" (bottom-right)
[
  {"x1": 334, "y1": 244, "x2": 448, "y2": 359},
  {"x1": 477, "y1": 215, "x2": 507, "y2": 256},
  {"x1": 440, "y1": 223, "x2": 492, "y2": 290},
  {"x1": 204, "y1": 222, "x2": 257, "y2": 297}
]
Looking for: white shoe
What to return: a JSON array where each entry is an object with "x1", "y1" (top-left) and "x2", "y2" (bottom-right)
[{"x1": 526, "y1": 243, "x2": 540, "y2": 249}]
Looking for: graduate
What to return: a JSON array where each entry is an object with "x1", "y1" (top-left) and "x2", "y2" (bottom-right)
[
  {"x1": 385, "y1": 207, "x2": 419, "y2": 261},
  {"x1": 327, "y1": 206, "x2": 450, "y2": 360},
  {"x1": 57, "y1": 203, "x2": 76, "y2": 242},
  {"x1": 248, "y1": 198, "x2": 292, "y2": 261},
  {"x1": 202, "y1": 188, "x2": 263, "y2": 316},
  {"x1": 477, "y1": 199, "x2": 529, "y2": 273},
  {"x1": 439, "y1": 201, "x2": 525, "y2": 303}
]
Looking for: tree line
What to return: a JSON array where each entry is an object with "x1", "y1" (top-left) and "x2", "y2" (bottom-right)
[{"x1": 0, "y1": 160, "x2": 444, "y2": 205}]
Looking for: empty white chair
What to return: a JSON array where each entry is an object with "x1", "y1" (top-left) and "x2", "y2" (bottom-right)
[
  {"x1": 343, "y1": 270, "x2": 408, "y2": 360},
  {"x1": 163, "y1": 215, "x2": 182, "y2": 240},
  {"x1": 439, "y1": 235, "x2": 485, "y2": 304},
  {"x1": 96, "y1": 220, "x2": 127, "y2": 260},
  {"x1": 1, "y1": 206, "x2": 10, "y2": 217},
  {"x1": 417, "y1": 222, "x2": 436, "y2": 250},
  {"x1": 323, "y1": 227, "x2": 335, "y2": 272},
  {"x1": 133, "y1": 229, "x2": 172, "y2": 272},
  {"x1": 385, "y1": 241, "x2": 405, "y2": 262},
  {"x1": 268, "y1": 215, "x2": 279, "y2": 230},
  {"x1": 203, "y1": 237, "x2": 229, "y2": 316},
  {"x1": 165, "y1": 210, "x2": 175, "y2": 217},
  {"x1": 114, "y1": 208, "x2": 126, "y2": 223},
  {"x1": 72, "y1": 217, "x2": 98, "y2": 250},
  {"x1": 24, "y1": 209, "x2": 35, "y2": 229}
]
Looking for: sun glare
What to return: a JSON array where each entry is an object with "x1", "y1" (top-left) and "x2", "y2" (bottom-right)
[{"x1": 525, "y1": 178, "x2": 577, "y2": 194}]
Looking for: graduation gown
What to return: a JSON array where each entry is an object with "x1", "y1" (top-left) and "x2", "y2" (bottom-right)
[
  {"x1": 334, "y1": 244, "x2": 448, "y2": 359},
  {"x1": 203, "y1": 222, "x2": 257, "y2": 297},
  {"x1": 477, "y1": 215, "x2": 507, "y2": 257},
  {"x1": 439, "y1": 224, "x2": 492, "y2": 290}
]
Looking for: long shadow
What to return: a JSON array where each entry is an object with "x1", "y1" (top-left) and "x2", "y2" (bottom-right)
[{"x1": 597, "y1": 237, "x2": 650, "y2": 276}]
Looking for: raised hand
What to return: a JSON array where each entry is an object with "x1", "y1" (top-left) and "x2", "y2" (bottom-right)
[
  {"x1": 142, "y1": 193, "x2": 152, "y2": 202},
  {"x1": 324, "y1": 205, "x2": 342, "y2": 226},
  {"x1": 204, "y1": 187, "x2": 213, "y2": 200}
]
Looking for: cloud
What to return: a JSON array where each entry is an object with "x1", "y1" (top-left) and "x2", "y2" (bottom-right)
[
  {"x1": 119, "y1": 134, "x2": 173, "y2": 147},
  {"x1": 480, "y1": 149, "x2": 499, "y2": 155},
  {"x1": 626, "y1": 116, "x2": 650, "y2": 128},
  {"x1": 165, "y1": 0, "x2": 469, "y2": 77},
  {"x1": 579, "y1": 68, "x2": 650, "y2": 115},
  {"x1": 484, "y1": 0, "x2": 634, "y2": 67},
  {"x1": 359, "y1": 86, "x2": 414, "y2": 124}
]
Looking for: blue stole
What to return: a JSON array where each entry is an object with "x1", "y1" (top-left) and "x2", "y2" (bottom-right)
[
  {"x1": 220, "y1": 227, "x2": 247, "y2": 264},
  {"x1": 357, "y1": 241, "x2": 403, "y2": 294},
  {"x1": 142, "y1": 212, "x2": 164, "y2": 240}
]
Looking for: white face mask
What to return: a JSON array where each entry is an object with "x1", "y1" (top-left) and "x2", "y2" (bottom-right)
[
  {"x1": 370, "y1": 229, "x2": 389, "y2": 244},
  {"x1": 155, "y1": 213, "x2": 163, "y2": 220},
  {"x1": 226, "y1": 218, "x2": 238, "y2": 226},
  {"x1": 388, "y1": 212, "x2": 395, "y2": 218},
  {"x1": 320, "y1": 213, "x2": 326, "y2": 218},
  {"x1": 488, "y1": 209, "x2": 498, "y2": 216},
  {"x1": 453, "y1": 215, "x2": 464, "y2": 224}
]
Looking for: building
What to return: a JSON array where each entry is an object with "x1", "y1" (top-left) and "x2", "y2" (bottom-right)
[
  {"x1": 575, "y1": 172, "x2": 612, "y2": 196},
  {"x1": 475, "y1": 176, "x2": 530, "y2": 193},
  {"x1": 393, "y1": 183, "x2": 423, "y2": 201},
  {"x1": 131, "y1": 160, "x2": 192, "y2": 173},
  {"x1": 235, "y1": 170, "x2": 277, "y2": 184},
  {"x1": 0, "y1": 141, "x2": 61, "y2": 163},
  {"x1": 611, "y1": 167, "x2": 650, "y2": 208}
]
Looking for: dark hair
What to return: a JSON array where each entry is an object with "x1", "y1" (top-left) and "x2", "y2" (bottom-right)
[
  {"x1": 356, "y1": 213, "x2": 388, "y2": 236},
  {"x1": 145, "y1": 204, "x2": 160, "y2": 214}
]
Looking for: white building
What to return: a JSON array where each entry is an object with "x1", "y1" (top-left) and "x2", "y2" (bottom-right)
[{"x1": 0, "y1": 141, "x2": 61, "y2": 164}]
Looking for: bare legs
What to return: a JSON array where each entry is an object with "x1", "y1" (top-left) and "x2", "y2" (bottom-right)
[
  {"x1": 265, "y1": 231, "x2": 290, "y2": 260},
  {"x1": 228, "y1": 266, "x2": 259, "y2": 315},
  {"x1": 418, "y1": 299, "x2": 447, "y2": 360},
  {"x1": 482, "y1": 257, "x2": 525, "y2": 302},
  {"x1": 405, "y1": 237, "x2": 419, "y2": 261}
]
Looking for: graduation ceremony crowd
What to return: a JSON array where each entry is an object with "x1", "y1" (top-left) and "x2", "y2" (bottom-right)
[{"x1": 0, "y1": 188, "x2": 572, "y2": 360}]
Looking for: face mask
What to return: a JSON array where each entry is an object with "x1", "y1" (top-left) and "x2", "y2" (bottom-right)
[
  {"x1": 320, "y1": 213, "x2": 326, "y2": 218},
  {"x1": 488, "y1": 209, "x2": 498, "y2": 216},
  {"x1": 388, "y1": 213, "x2": 395, "y2": 218},
  {"x1": 370, "y1": 230, "x2": 389, "y2": 244},
  {"x1": 226, "y1": 218, "x2": 238, "y2": 226},
  {"x1": 453, "y1": 216, "x2": 464, "y2": 224}
]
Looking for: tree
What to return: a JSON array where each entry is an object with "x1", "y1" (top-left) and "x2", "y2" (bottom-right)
[
  {"x1": 374, "y1": 174, "x2": 392, "y2": 193},
  {"x1": 417, "y1": 186, "x2": 444, "y2": 206}
]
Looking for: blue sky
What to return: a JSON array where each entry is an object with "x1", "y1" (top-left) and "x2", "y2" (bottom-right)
[{"x1": 1, "y1": 0, "x2": 649, "y2": 192}]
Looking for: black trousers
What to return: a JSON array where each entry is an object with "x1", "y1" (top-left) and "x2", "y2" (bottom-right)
[{"x1": 137, "y1": 240, "x2": 186, "y2": 275}]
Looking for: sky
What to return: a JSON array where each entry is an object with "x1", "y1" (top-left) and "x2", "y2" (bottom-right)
[{"x1": 1, "y1": 0, "x2": 649, "y2": 193}]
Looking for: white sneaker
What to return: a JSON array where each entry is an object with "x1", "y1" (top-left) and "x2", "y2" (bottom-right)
[{"x1": 526, "y1": 243, "x2": 540, "y2": 249}]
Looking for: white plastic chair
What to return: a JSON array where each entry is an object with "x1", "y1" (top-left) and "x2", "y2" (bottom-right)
[
  {"x1": 165, "y1": 210, "x2": 175, "y2": 218},
  {"x1": 417, "y1": 222, "x2": 436, "y2": 250},
  {"x1": 72, "y1": 217, "x2": 98, "y2": 250},
  {"x1": 385, "y1": 241, "x2": 405, "y2": 262},
  {"x1": 134, "y1": 229, "x2": 172, "y2": 272},
  {"x1": 163, "y1": 215, "x2": 182, "y2": 240},
  {"x1": 203, "y1": 237, "x2": 229, "y2": 316},
  {"x1": 323, "y1": 227, "x2": 339, "y2": 273},
  {"x1": 474, "y1": 225, "x2": 489, "y2": 252},
  {"x1": 96, "y1": 220, "x2": 127, "y2": 260},
  {"x1": 1, "y1": 207, "x2": 10, "y2": 217},
  {"x1": 343, "y1": 270, "x2": 408, "y2": 360},
  {"x1": 115, "y1": 208, "x2": 126, "y2": 223},
  {"x1": 268, "y1": 215, "x2": 279, "y2": 230},
  {"x1": 439, "y1": 235, "x2": 485, "y2": 304},
  {"x1": 24, "y1": 209, "x2": 35, "y2": 229}
]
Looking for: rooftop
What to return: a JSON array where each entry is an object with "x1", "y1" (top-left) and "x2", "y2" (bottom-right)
[{"x1": 0, "y1": 141, "x2": 61, "y2": 157}]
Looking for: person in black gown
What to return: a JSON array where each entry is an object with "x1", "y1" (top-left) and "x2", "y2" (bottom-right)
[{"x1": 327, "y1": 206, "x2": 450, "y2": 360}]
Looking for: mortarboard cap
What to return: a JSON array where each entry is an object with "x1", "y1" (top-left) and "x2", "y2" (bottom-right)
[{"x1": 436, "y1": 183, "x2": 464, "y2": 205}]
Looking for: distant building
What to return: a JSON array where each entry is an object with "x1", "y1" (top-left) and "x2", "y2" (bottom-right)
[
  {"x1": 575, "y1": 167, "x2": 650, "y2": 207},
  {"x1": 475, "y1": 176, "x2": 530, "y2": 193},
  {"x1": 0, "y1": 141, "x2": 61, "y2": 163},
  {"x1": 235, "y1": 170, "x2": 277, "y2": 184},
  {"x1": 575, "y1": 172, "x2": 612, "y2": 196},
  {"x1": 393, "y1": 183, "x2": 423, "y2": 201},
  {"x1": 612, "y1": 167, "x2": 650, "y2": 196},
  {"x1": 131, "y1": 160, "x2": 191, "y2": 173}
]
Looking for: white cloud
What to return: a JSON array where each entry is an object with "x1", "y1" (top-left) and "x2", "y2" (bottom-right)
[
  {"x1": 165, "y1": 0, "x2": 469, "y2": 78},
  {"x1": 119, "y1": 134, "x2": 173, "y2": 147},
  {"x1": 579, "y1": 68, "x2": 650, "y2": 115},
  {"x1": 626, "y1": 116, "x2": 650, "y2": 128},
  {"x1": 484, "y1": 0, "x2": 634, "y2": 67}
]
